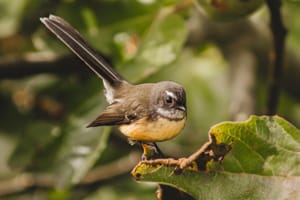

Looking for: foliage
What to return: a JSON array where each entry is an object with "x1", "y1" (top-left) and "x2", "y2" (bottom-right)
[{"x1": 0, "y1": 0, "x2": 299, "y2": 199}]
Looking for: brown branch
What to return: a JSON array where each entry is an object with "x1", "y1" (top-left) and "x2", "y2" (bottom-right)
[
  {"x1": 140, "y1": 134, "x2": 231, "y2": 172},
  {"x1": 0, "y1": 151, "x2": 140, "y2": 197},
  {"x1": 265, "y1": 0, "x2": 287, "y2": 115}
]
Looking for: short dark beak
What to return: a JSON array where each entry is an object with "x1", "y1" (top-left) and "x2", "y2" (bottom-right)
[{"x1": 176, "y1": 106, "x2": 186, "y2": 112}]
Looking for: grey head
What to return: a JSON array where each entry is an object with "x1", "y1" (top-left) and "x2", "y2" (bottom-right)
[{"x1": 151, "y1": 81, "x2": 187, "y2": 121}]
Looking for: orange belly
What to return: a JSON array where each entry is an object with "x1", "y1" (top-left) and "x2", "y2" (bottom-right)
[{"x1": 118, "y1": 117, "x2": 186, "y2": 142}]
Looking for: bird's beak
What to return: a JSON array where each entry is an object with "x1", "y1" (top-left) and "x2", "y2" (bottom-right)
[{"x1": 177, "y1": 106, "x2": 186, "y2": 112}]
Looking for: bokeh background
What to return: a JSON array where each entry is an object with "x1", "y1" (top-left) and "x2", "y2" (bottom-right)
[{"x1": 0, "y1": 0, "x2": 299, "y2": 199}]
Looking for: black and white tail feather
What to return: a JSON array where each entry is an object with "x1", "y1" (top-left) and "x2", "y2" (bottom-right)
[{"x1": 40, "y1": 15, "x2": 126, "y2": 103}]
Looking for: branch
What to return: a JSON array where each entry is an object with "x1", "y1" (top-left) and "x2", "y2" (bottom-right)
[
  {"x1": 140, "y1": 134, "x2": 231, "y2": 172},
  {"x1": 265, "y1": 0, "x2": 287, "y2": 115}
]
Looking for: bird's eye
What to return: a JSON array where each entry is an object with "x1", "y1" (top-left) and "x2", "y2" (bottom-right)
[{"x1": 165, "y1": 95, "x2": 174, "y2": 104}]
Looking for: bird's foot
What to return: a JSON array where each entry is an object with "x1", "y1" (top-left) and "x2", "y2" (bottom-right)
[{"x1": 140, "y1": 142, "x2": 165, "y2": 160}]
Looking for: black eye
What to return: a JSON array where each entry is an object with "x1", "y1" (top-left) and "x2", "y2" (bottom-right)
[{"x1": 165, "y1": 95, "x2": 174, "y2": 104}]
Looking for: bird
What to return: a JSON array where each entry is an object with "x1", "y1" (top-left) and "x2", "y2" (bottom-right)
[{"x1": 40, "y1": 15, "x2": 187, "y2": 159}]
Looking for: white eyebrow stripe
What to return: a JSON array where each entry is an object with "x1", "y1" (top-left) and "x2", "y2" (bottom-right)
[{"x1": 165, "y1": 90, "x2": 177, "y2": 100}]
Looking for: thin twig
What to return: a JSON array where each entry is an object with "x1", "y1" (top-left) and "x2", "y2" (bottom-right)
[
  {"x1": 178, "y1": 141, "x2": 211, "y2": 169},
  {"x1": 139, "y1": 134, "x2": 231, "y2": 173},
  {"x1": 141, "y1": 141, "x2": 212, "y2": 169},
  {"x1": 265, "y1": 0, "x2": 287, "y2": 115}
]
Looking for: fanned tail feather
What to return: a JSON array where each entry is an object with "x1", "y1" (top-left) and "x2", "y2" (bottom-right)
[{"x1": 40, "y1": 15, "x2": 123, "y2": 86}]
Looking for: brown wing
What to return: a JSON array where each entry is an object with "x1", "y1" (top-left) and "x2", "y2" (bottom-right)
[{"x1": 86, "y1": 105, "x2": 138, "y2": 127}]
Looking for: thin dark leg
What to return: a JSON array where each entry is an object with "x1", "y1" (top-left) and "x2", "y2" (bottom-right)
[{"x1": 140, "y1": 142, "x2": 165, "y2": 160}]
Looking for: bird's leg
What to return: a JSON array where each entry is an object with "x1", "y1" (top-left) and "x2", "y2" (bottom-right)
[
  {"x1": 127, "y1": 139, "x2": 165, "y2": 160},
  {"x1": 141, "y1": 142, "x2": 165, "y2": 160}
]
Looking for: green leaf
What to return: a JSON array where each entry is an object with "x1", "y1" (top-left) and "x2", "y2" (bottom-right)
[
  {"x1": 211, "y1": 115, "x2": 300, "y2": 176},
  {"x1": 132, "y1": 116, "x2": 300, "y2": 199},
  {"x1": 119, "y1": 11, "x2": 188, "y2": 83},
  {"x1": 53, "y1": 81, "x2": 111, "y2": 188},
  {"x1": 47, "y1": 1, "x2": 160, "y2": 55},
  {"x1": 133, "y1": 163, "x2": 300, "y2": 200}
]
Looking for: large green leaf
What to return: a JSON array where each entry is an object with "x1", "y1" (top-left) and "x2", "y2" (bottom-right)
[
  {"x1": 133, "y1": 162, "x2": 300, "y2": 200},
  {"x1": 212, "y1": 115, "x2": 300, "y2": 175},
  {"x1": 132, "y1": 116, "x2": 300, "y2": 199}
]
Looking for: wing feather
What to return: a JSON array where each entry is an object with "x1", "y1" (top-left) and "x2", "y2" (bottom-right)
[{"x1": 86, "y1": 105, "x2": 138, "y2": 127}]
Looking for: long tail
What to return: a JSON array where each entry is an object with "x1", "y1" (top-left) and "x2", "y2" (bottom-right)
[{"x1": 40, "y1": 15, "x2": 124, "y2": 87}]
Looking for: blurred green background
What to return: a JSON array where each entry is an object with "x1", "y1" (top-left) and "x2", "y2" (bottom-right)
[{"x1": 0, "y1": 0, "x2": 299, "y2": 199}]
